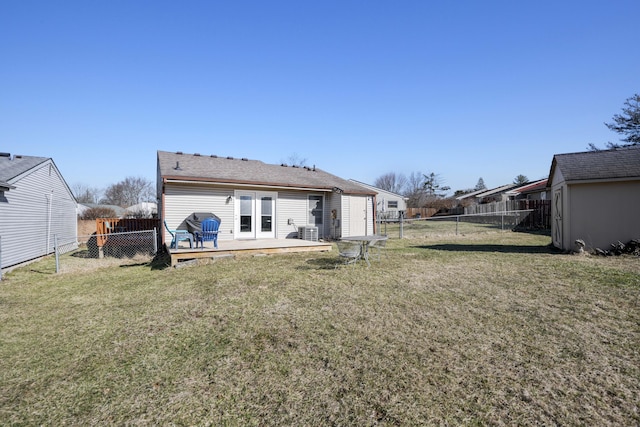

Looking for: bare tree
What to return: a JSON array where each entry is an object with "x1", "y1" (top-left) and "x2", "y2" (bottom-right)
[
  {"x1": 79, "y1": 206, "x2": 117, "y2": 220},
  {"x1": 282, "y1": 153, "x2": 308, "y2": 167},
  {"x1": 101, "y1": 176, "x2": 154, "y2": 207},
  {"x1": 72, "y1": 183, "x2": 102, "y2": 204},
  {"x1": 374, "y1": 172, "x2": 407, "y2": 194},
  {"x1": 404, "y1": 171, "x2": 426, "y2": 208}
]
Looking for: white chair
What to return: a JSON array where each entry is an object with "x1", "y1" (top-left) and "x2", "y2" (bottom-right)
[{"x1": 368, "y1": 236, "x2": 388, "y2": 261}]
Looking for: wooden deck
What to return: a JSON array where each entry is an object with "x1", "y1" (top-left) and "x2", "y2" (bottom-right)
[{"x1": 168, "y1": 238, "x2": 333, "y2": 266}]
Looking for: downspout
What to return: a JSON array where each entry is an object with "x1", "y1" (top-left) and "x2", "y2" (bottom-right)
[{"x1": 46, "y1": 190, "x2": 53, "y2": 253}]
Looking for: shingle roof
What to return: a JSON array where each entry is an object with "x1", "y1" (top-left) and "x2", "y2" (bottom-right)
[
  {"x1": 505, "y1": 179, "x2": 548, "y2": 195},
  {"x1": 0, "y1": 154, "x2": 49, "y2": 183},
  {"x1": 550, "y1": 146, "x2": 640, "y2": 184},
  {"x1": 157, "y1": 151, "x2": 375, "y2": 195}
]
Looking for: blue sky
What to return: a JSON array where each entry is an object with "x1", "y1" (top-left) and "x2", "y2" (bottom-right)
[{"x1": 2, "y1": 1, "x2": 638, "y2": 196}]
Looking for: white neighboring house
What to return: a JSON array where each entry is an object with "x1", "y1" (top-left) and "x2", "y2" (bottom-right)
[
  {"x1": 349, "y1": 179, "x2": 407, "y2": 220},
  {"x1": 124, "y1": 202, "x2": 157, "y2": 218},
  {"x1": 157, "y1": 151, "x2": 377, "y2": 245},
  {"x1": 0, "y1": 153, "x2": 77, "y2": 270}
]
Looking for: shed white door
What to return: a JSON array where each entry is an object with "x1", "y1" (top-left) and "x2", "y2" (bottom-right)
[
  {"x1": 552, "y1": 188, "x2": 563, "y2": 249},
  {"x1": 235, "y1": 191, "x2": 276, "y2": 239},
  {"x1": 349, "y1": 196, "x2": 367, "y2": 236}
]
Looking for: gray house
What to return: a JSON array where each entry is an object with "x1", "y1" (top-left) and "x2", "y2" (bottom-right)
[
  {"x1": 158, "y1": 151, "x2": 376, "y2": 245},
  {"x1": 0, "y1": 153, "x2": 77, "y2": 270},
  {"x1": 548, "y1": 146, "x2": 640, "y2": 252}
]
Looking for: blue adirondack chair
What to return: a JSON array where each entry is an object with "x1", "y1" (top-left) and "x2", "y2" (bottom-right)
[
  {"x1": 195, "y1": 217, "x2": 220, "y2": 249},
  {"x1": 164, "y1": 220, "x2": 193, "y2": 249}
]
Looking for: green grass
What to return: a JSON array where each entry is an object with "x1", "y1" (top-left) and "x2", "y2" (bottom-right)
[{"x1": 1, "y1": 231, "x2": 639, "y2": 425}]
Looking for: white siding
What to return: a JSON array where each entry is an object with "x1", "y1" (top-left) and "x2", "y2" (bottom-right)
[
  {"x1": 276, "y1": 191, "x2": 330, "y2": 239},
  {"x1": 276, "y1": 191, "x2": 308, "y2": 239},
  {"x1": 0, "y1": 161, "x2": 77, "y2": 269},
  {"x1": 163, "y1": 183, "x2": 234, "y2": 244}
]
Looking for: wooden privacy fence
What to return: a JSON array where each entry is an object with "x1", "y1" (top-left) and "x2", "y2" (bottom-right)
[
  {"x1": 95, "y1": 218, "x2": 161, "y2": 247},
  {"x1": 405, "y1": 208, "x2": 438, "y2": 219},
  {"x1": 465, "y1": 200, "x2": 551, "y2": 229}
]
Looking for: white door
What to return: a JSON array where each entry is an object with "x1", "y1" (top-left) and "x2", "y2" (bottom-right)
[
  {"x1": 235, "y1": 191, "x2": 276, "y2": 239},
  {"x1": 349, "y1": 196, "x2": 367, "y2": 236}
]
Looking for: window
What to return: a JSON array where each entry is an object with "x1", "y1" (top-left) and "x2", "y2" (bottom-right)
[{"x1": 387, "y1": 200, "x2": 398, "y2": 209}]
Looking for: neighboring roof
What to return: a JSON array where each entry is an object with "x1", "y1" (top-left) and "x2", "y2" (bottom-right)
[
  {"x1": 475, "y1": 183, "x2": 519, "y2": 199},
  {"x1": 158, "y1": 151, "x2": 375, "y2": 195},
  {"x1": 125, "y1": 202, "x2": 157, "y2": 216},
  {"x1": 455, "y1": 188, "x2": 488, "y2": 201},
  {"x1": 349, "y1": 179, "x2": 408, "y2": 199},
  {"x1": 505, "y1": 179, "x2": 548, "y2": 196},
  {"x1": 0, "y1": 154, "x2": 49, "y2": 184},
  {"x1": 549, "y1": 146, "x2": 640, "y2": 185}
]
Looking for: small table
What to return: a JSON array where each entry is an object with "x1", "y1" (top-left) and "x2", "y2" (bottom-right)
[{"x1": 341, "y1": 235, "x2": 388, "y2": 266}]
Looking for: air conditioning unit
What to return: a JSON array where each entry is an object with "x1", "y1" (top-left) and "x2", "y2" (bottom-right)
[{"x1": 298, "y1": 226, "x2": 318, "y2": 241}]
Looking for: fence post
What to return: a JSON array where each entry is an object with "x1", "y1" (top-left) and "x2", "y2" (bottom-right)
[
  {"x1": 456, "y1": 216, "x2": 459, "y2": 235},
  {"x1": 54, "y1": 234, "x2": 60, "y2": 273},
  {"x1": 0, "y1": 236, "x2": 3, "y2": 281},
  {"x1": 399, "y1": 215, "x2": 404, "y2": 239},
  {"x1": 501, "y1": 213, "x2": 504, "y2": 230},
  {"x1": 153, "y1": 227, "x2": 158, "y2": 254}
]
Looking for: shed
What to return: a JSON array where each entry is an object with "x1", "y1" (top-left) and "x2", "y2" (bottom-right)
[
  {"x1": 0, "y1": 153, "x2": 77, "y2": 270},
  {"x1": 349, "y1": 180, "x2": 408, "y2": 220},
  {"x1": 548, "y1": 146, "x2": 640, "y2": 252},
  {"x1": 157, "y1": 151, "x2": 377, "y2": 246}
]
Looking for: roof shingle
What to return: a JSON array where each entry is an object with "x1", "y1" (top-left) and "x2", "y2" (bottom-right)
[
  {"x1": 157, "y1": 151, "x2": 374, "y2": 195},
  {"x1": 551, "y1": 146, "x2": 640, "y2": 183}
]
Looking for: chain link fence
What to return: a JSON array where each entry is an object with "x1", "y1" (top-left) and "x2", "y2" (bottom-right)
[
  {"x1": 377, "y1": 209, "x2": 539, "y2": 239},
  {"x1": 54, "y1": 229, "x2": 159, "y2": 273}
]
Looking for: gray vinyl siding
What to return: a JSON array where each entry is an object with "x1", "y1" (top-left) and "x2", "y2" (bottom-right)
[
  {"x1": 0, "y1": 161, "x2": 77, "y2": 269},
  {"x1": 163, "y1": 183, "x2": 234, "y2": 244},
  {"x1": 276, "y1": 191, "x2": 330, "y2": 239},
  {"x1": 276, "y1": 191, "x2": 307, "y2": 239}
]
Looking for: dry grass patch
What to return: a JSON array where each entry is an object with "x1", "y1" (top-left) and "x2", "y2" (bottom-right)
[{"x1": 1, "y1": 231, "x2": 638, "y2": 425}]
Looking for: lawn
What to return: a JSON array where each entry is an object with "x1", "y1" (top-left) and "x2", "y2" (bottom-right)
[{"x1": 1, "y1": 231, "x2": 639, "y2": 425}]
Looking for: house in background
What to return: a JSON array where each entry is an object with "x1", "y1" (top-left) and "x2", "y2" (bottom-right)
[
  {"x1": 505, "y1": 179, "x2": 550, "y2": 201},
  {"x1": 548, "y1": 146, "x2": 640, "y2": 252},
  {"x1": 0, "y1": 153, "x2": 77, "y2": 270},
  {"x1": 77, "y1": 203, "x2": 127, "y2": 218},
  {"x1": 349, "y1": 179, "x2": 407, "y2": 220},
  {"x1": 157, "y1": 151, "x2": 376, "y2": 246}
]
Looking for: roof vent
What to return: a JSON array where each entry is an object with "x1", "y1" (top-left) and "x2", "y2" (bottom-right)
[
  {"x1": 194, "y1": 153, "x2": 201, "y2": 156},
  {"x1": 176, "y1": 151, "x2": 183, "y2": 155},
  {"x1": 227, "y1": 156, "x2": 234, "y2": 160},
  {"x1": 281, "y1": 163, "x2": 288, "y2": 167},
  {"x1": 242, "y1": 157, "x2": 248, "y2": 161},
  {"x1": 174, "y1": 161, "x2": 182, "y2": 171},
  {"x1": 0, "y1": 152, "x2": 10, "y2": 158},
  {"x1": 210, "y1": 154, "x2": 218, "y2": 158}
]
